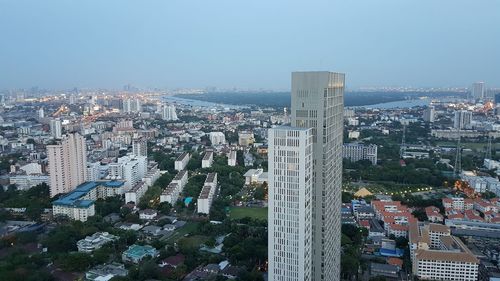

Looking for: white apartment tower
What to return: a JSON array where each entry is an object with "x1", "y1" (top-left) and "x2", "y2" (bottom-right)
[
  {"x1": 50, "y1": 119, "x2": 62, "y2": 139},
  {"x1": 423, "y1": 106, "x2": 435, "y2": 123},
  {"x1": 268, "y1": 126, "x2": 313, "y2": 281},
  {"x1": 290, "y1": 71, "x2": 344, "y2": 281},
  {"x1": 162, "y1": 104, "x2": 178, "y2": 121},
  {"x1": 454, "y1": 110, "x2": 473, "y2": 130},
  {"x1": 122, "y1": 98, "x2": 142, "y2": 113},
  {"x1": 471, "y1": 82, "x2": 485, "y2": 100},
  {"x1": 47, "y1": 133, "x2": 87, "y2": 197},
  {"x1": 132, "y1": 138, "x2": 148, "y2": 158}
]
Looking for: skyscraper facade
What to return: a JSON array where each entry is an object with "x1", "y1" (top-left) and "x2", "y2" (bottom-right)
[
  {"x1": 290, "y1": 71, "x2": 344, "y2": 281},
  {"x1": 268, "y1": 126, "x2": 313, "y2": 281},
  {"x1": 47, "y1": 133, "x2": 87, "y2": 197}
]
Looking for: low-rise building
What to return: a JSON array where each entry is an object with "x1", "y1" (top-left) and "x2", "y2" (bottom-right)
[
  {"x1": 139, "y1": 209, "x2": 158, "y2": 220},
  {"x1": 409, "y1": 222, "x2": 479, "y2": 281},
  {"x1": 9, "y1": 174, "x2": 50, "y2": 190},
  {"x1": 197, "y1": 173, "x2": 218, "y2": 214},
  {"x1": 160, "y1": 170, "x2": 188, "y2": 205},
  {"x1": 243, "y1": 168, "x2": 268, "y2": 185},
  {"x1": 52, "y1": 181, "x2": 124, "y2": 222},
  {"x1": 202, "y1": 151, "x2": 214, "y2": 168},
  {"x1": 85, "y1": 263, "x2": 128, "y2": 281},
  {"x1": 77, "y1": 232, "x2": 118, "y2": 253},
  {"x1": 122, "y1": 244, "x2": 159, "y2": 264},
  {"x1": 125, "y1": 181, "x2": 148, "y2": 204},
  {"x1": 174, "y1": 152, "x2": 190, "y2": 171}
]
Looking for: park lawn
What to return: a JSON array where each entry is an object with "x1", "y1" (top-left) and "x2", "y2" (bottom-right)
[
  {"x1": 229, "y1": 207, "x2": 268, "y2": 220},
  {"x1": 436, "y1": 141, "x2": 496, "y2": 151},
  {"x1": 163, "y1": 221, "x2": 200, "y2": 243}
]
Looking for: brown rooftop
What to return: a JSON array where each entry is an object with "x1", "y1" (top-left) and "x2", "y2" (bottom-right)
[{"x1": 416, "y1": 249, "x2": 479, "y2": 264}]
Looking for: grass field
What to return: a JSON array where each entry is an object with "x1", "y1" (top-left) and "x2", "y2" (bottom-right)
[
  {"x1": 163, "y1": 221, "x2": 200, "y2": 243},
  {"x1": 229, "y1": 207, "x2": 268, "y2": 220},
  {"x1": 436, "y1": 141, "x2": 497, "y2": 151}
]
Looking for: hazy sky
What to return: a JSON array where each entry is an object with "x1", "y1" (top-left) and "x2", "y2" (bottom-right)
[{"x1": 1, "y1": 0, "x2": 499, "y2": 90}]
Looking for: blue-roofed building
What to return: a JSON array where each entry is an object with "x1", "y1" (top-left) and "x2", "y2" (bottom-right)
[
  {"x1": 122, "y1": 244, "x2": 159, "y2": 264},
  {"x1": 52, "y1": 181, "x2": 124, "y2": 221}
]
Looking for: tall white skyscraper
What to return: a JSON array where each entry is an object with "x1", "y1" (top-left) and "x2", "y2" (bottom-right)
[
  {"x1": 268, "y1": 126, "x2": 313, "y2": 281},
  {"x1": 162, "y1": 104, "x2": 178, "y2": 121},
  {"x1": 47, "y1": 133, "x2": 87, "y2": 197},
  {"x1": 471, "y1": 82, "x2": 485, "y2": 100},
  {"x1": 50, "y1": 119, "x2": 62, "y2": 139},
  {"x1": 290, "y1": 71, "x2": 344, "y2": 281}
]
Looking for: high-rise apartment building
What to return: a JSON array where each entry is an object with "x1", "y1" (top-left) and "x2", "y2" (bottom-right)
[
  {"x1": 471, "y1": 82, "x2": 485, "y2": 100},
  {"x1": 454, "y1": 110, "x2": 473, "y2": 130},
  {"x1": 290, "y1": 71, "x2": 344, "y2": 281},
  {"x1": 122, "y1": 98, "x2": 142, "y2": 113},
  {"x1": 50, "y1": 119, "x2": 62, "y2": 139},
  {"x1": 132, "y1": 138, "x2": 148, "y2": 158},
  {"x1": 268, "y1": 126, "x2": 313, "y2": 281},
  {"x1": 423, "y1": 106, "x2": 435, "y2": 123},
  {"x1": 161, "y1": 104, "x2": 178, "y2": 121},
  {"x1": 47, "y1": 133, "x2": 87, "y2": 197}
]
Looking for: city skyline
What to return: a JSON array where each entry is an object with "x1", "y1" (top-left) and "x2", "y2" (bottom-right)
[{"x1": 1, "y1": 0, "x2": 499, "y2": 90}]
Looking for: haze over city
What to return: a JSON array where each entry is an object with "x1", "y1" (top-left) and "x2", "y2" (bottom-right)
[
  {"x1": 1, "y1": 0, "x2": 499, "y2": 90},
  {"x1": 2, "y1": 1, "x2": 500, "y2": 281}
]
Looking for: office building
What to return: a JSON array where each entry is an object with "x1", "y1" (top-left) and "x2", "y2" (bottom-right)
[
  {"x1": 161, "y1": 104, "x2": 178, "y2": 121},
  {"x1": 50, "y1": 119, "x2": 62, "y2": 139},
  {"x1": 423, "y1": 106, "x2": 435, "y2": 123},
  {"x1": 454, "y1": 110, "x2": 473, "y2": 130},
  {"x1": 47, "y1": 133, "x2": 87, "y2": 197},
  {"x1": 290, "y1": 71, "x2": 344, "y2": 281},
  {"x1": 472, "y1": 82, "x2": 485, "y2": 100},
  {"x1": 342, "y1": 143, "x2": 378, "y2": 165},
  {"x1": 132, "y1": 138, "x2": 148, "y2": 157},
  {"x1": 268, "y1": 126, "x2": 313, "y2": 281}
]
